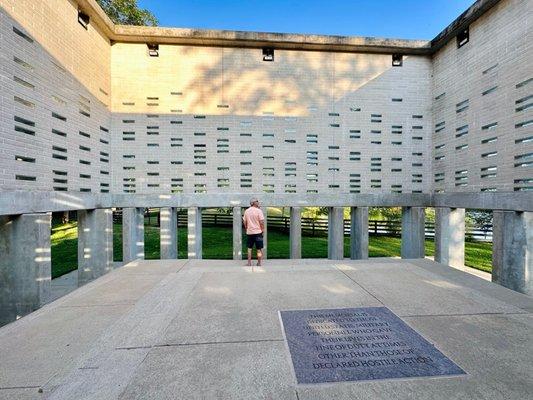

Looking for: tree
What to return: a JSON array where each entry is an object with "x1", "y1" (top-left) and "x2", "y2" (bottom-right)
[{"x1": 96, "y1": 0, "x2": 158, "y2": 26}]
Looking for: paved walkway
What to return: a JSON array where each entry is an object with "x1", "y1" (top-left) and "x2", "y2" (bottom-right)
[
  {"x1": 0, "y1": 258, "x2": 531, "y2": 399},
  {"x1": 48, "y1": 262, "x2": 124, "y2": 303}
]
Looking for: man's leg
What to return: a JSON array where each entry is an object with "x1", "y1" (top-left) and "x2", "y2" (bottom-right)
[
  {"x1": 246, "y1": 234, "x2": 253, "y2": 266},
  {"x1": 256, "y1": 234, "x2": 264, "y2": 266},
  {"x1": 247, "y1": 248, "x2": 252, "y2": 266}
]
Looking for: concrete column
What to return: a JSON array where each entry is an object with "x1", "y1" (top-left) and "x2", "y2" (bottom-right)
[
  {"x1": 262, "y1": 207, "x2": 268, "y2": 260},
  {"x1": 78, "y1": 209, "x2": 113, "y2": 286},
  {"x1": 492, "y1": 211, "x2": 532, "y2": 295},
  {"x1": 328, "y1": 207, "x2": 345, "y2": 260},
  {"x1": 350, "y1": 207, "x2": 369, "y2": 260},
  {"x1": 122, "y1": 207, "x2": 145, "y2": 263},
  {"x1": 435, "y1": 207, "x2": 465, "y2": 268},
  {"x1": 187, "y1": 207, "x2": 202, "y2": 259},
  {"x1": 0, "y1": 213, "x2": 51, "y2": 326},
  {"x1": 160, "y1": 207, "x2": 177, "y2": 259},
  {"x1": 401, "y1": 207, "x2": 425, "y2": 259},
  {"x1": 233, "y1": 207, "x2": 242, "y2": 260},
  {"x1": 290, "y1": 207, "x2": 302, "y2": 259}
]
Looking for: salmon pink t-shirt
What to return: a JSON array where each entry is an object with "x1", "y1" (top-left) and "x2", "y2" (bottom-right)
[{"x1": 243, "y1": 207, "x2": 265, "y2": 234}]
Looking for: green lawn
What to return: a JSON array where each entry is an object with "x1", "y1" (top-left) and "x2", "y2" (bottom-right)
[
  {"x1": 51, "y1": 222, "x2": 493, "y2": 278},
  {"x1": 50, "y1": 222, "x2": 79, "y2": 279}
]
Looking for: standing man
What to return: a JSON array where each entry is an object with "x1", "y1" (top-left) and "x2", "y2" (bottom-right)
[{"x1": 243, "y1": 198, "x2": 265, "y2": 266}]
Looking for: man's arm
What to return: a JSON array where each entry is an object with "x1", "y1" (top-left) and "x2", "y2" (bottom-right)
[
  {"x1": 242, "y1": 215, "x2": 247, "y2": 230},
  {"x1": 259, "y1": 209, "x2": 265, "y2": 233}
]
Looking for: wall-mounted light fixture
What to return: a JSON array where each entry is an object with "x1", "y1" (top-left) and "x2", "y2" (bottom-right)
[
  {"x1": 262, "y1": 47, "x2": 274, "y2": 62},
  {"x1": 457, "y1": 26, "x2": 469, "y2": 48},
  {"x1": 78, "y1": 10, "x2": 90, "y2": 29},
  {"x1": 147, "y1": 43, "x2": 159, "y2": 57},
  {"x1": 392, "y1": 54, "x2": 403, "y2": 67}
]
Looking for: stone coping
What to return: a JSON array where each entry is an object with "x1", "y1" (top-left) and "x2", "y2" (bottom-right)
[
  {"x1": 0, "y1": 191, "x2": 531, "y2": 215},
  {"x1": 77, "y1": 0, "x2": 500, "y2": 55}
]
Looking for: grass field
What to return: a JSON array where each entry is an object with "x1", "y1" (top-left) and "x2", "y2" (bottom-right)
[{"x1": 51, "y1": 222, "x2": 493, "y2": 279}]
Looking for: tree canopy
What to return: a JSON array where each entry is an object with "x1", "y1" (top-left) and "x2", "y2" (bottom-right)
[{"x1": 96, "y1": 0, "x2": 158, "y2": 26}]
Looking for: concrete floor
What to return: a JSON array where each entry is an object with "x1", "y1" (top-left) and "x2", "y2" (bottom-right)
[
  {"x1": 49, "y1": 262, "x2": 125, "y2": 303},
  {"x1": 0, "y1": 258, "x2": 531, "y2": 399}
]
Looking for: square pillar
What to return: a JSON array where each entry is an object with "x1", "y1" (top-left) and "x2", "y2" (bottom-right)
[
  {"x1": 262, "y1": 207, "x2": 268, "y2": 260},
  {"x1": 350, "y1": 207, "x2": 369, "y2": 260},
  {"x1": 78, "y1": 209, "x2": 113, "y2": 286},
  {"x1": 328, "y1": 207, "x2": 344, "y2": 260},
  {"x1": 233, "y1": 207, "x2": 242, "y2": 260},
  {"x1": 187, "y1": 207, "x2": 202, "y2": 259},
  {"x1": 492, "y1": 211, "x2": 532, "y2": 295},
  {"x1": 401, "y1": 207, "x2": 425, "y2": 259},
  {"x1": 122, "y1": 207, "x2": 145, "y2": 263},
  {"x1": 290, "y1": 207, "x2": 302, "y2": 259},
  {"x1": 0, "y1": 213, "x2": 51, "y2": 326},
  {"x1": 435, "y1": 207, "x2": 465, "y2": 268},
  {"x1": 160, "y1": 207, "x2": 177, "y2": 259}
]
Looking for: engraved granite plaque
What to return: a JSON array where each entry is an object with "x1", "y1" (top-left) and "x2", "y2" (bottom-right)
[{"x1": 279, "y1": 307, "x2": 465, "y2": 384}]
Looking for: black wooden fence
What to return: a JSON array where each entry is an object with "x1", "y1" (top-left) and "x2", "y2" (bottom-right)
[{"x1": 114, "y1": 209, "x2": 493, "y2": 241}]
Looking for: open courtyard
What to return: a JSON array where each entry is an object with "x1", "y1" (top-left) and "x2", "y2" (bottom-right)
[
  {"x1": 1, "y1": 258, "x2": 532, "y2": 399},
  {"x1": 1, "y1": 0, "x2": 532, "y2": 398}
]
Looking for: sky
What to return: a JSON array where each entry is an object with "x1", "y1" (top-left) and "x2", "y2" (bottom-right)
[{"x1": 137, "y1": 0, "x2": 476, "y2": 40}]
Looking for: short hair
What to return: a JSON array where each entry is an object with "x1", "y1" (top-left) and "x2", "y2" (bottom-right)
[{"x1": 250, "y1": 197, "x2": 259, "y2": 205}]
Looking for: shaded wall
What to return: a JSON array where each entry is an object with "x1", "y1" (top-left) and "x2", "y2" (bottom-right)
[
  {"x1": 0, "y1": 0, "x2": 111, "y2": 192},
  {"x1": 431, "y1": 0, "x2": 532, "y2": 193}
]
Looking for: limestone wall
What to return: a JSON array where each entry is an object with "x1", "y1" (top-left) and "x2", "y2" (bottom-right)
[
  {"x1": 111, "y1": 44, "x2": 432, "y2": 194},
  {"x1": 0, "y1": 0, "x2": 530, "y2": 196},
  {"x1": 431, "y1": 0, "x2": 532, "y2": 193},
  {"x1": 0, "y1": 0, "x2": 111, "y2": 192}
]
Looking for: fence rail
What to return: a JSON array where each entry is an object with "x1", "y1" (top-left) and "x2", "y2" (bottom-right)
[{"x1": 116, "y1": 210, "x2": 493, "y2": 241}]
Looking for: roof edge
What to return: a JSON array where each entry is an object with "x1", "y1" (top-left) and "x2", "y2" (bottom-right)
[
  {"x1": 77, "y1": 0, "x2": 115, "y2": 39},
  {"x1": 76, "y1": 0, "x2": 502, "y2": 55},
  {"x1": 112, "y1": 26, "x2": 431, "y2": 54},
  {"x1": 430, "y1": 0, "x2": 502, "y2": 53}
]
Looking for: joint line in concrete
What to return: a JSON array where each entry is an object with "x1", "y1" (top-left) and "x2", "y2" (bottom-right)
[
  {"x1": 155, "y1": 338, "x2": 285, "y2": 348},
  {"x1": 334, "y1": 267, "x2": 386, "y2": 306},
  {"x1": 0, "y1": 386, "x2": 41, "y2": 390},
  {"x1": 400, "y1": 311, "x2": 529, "y2": 319}
]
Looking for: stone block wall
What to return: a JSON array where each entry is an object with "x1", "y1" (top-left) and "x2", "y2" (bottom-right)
[
  {"x1": 111, "y1": 44, "x2": 432, "y2": 194},
  {"x1": 0, "y1": 0, "x2": 530, "y2": 196},
  {"x1": 0, "y1": 0, "x2": 111, "y2": 192},
  {"x1": 431, "y1": 0, "x2": 532, "y2": 193}
]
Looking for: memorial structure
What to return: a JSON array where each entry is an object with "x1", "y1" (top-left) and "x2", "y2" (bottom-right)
[{"x1": 0, "y1": 0, "x2": 532, "y2": 324}]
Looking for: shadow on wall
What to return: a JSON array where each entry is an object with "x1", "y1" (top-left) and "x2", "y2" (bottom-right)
[
  {"x1": 180, "y1": 48, "x2": 397, "y2": 115},
  {"x1": 2, "y1": 6, "x2": 432, "y2": 196},
  {"x1": 109, "y1": 45, "x2": 432, "y2": 193},
  {"x1": 112, "y1": 43, "x2": 427, "y2": 116}
]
